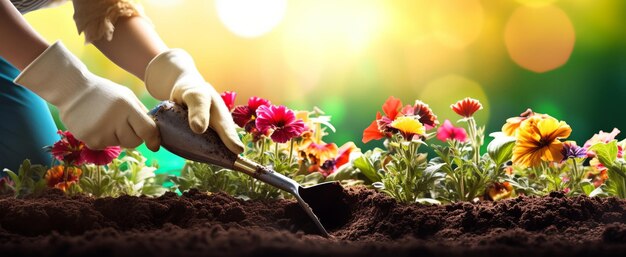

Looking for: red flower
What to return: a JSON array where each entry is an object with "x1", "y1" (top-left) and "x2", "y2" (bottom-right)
[
  {"x1": 451, "y1": 97, "x2": 482, "y2": 118},
  {"x1": 220, "y1": 91, "x2": 237, "y2": 111},
  {"x1": 50, "y1": 130, "x2": 85, "y2": 165},
  {"x1": 81, "y1": 146, "x2": 121, "y2": 166},
  {"x1": 436, "y1": 120, "x2": 468, "y2": 142},
  {"x1": 362, "y1": 113, "x2": 385, "y2": 143},
  {"x1": 401, "y1": 100, "x2": 439, "y2": 130},
  {"x1": 362, "y1": 96, "x2": 403, "y2": 143},
  {"x1": 255, "y1": 105, "x2": 306, "y2": 143},
  {"x1": 232, "y1": 97, "x2": 271, "y2": 132},
  {"x1": 45, "y1": 165, "x2": 82, "y2": 191}
]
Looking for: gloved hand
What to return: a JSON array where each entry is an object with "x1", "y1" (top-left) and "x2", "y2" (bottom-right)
[
  {"x1": 144, "y1": 49, "x2": 244, "y2": 154},
  {"x1": 14, "y1": 41, "x2": 160, "y2": 151}
]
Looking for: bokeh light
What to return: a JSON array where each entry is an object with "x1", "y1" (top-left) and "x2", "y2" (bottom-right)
[
  {"x1": 429, "y1": 0, "x2": 484, "y2": 49},
  {"x1": 215, "y1": 0, "x2": 287, "y2": 38},
  {"x1": 516, "y1": 0, "x2": 558, "y2": 7},
  {"x1": 504, "y1": 5, "x2": 575, "y2": 73},
  {"x1": 19, "y1": 1, "x2": 626, "y2": 173},
  {"x1": 418, "y1": 75, "x2": 490, "y2": 125}
]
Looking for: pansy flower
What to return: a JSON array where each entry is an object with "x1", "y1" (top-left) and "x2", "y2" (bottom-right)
[
  {"x1": 389, "y1": 116, "x2": 425, "y2": 141},
  {"x1": 304, "y1": 142, "x2": 339, "y2": 173},
  {"x1": 484, "y1": 181, "x2": 514, "y2": 201},
  {"x1": 81, "y1": 146, "x2": 122, "y2": 166},
  {"x1": 436, "y1": 120, "x2": 468, "y2": 142},
  {"x1": 583, "y1": 128, "x2": 620, "y2": 150},
  {"x1": 561, "y1": 141, "x2": 587, "y2": 161},
  {"x1": 45, "y1": 165, "x2": 82, "y2": 192},
  {"x1": 362, "y1": 96, "x2": 403, "y2": 143},
  {"x1": 401, "y1": 100, "x2": 439, "y2": 130},
  {"x1": 232, "y1": 96, "x2": 271, "y2": 132},
  {"x1": 220, "y1": 91, "x2": 237, "y2": 111},
  {"x1": 512, "y1": 115, "x2": 571, "y2": 168},
  {"x1": 50, "y1": 130, "x2": 85, "y2": 165},
  {"x1": 255, "y1": 105, "x2": 306, "y2": 143},
  {"x1": 319, "y1": 142, "x2": 357, "y2": 177}
]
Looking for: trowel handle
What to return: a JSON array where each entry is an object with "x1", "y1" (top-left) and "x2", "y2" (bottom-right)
[
  {"x1": 231, "y1": 156, "x2": 300, "y2": 194},
  {"x1": 150, "y1": 101, "x2": 301, "y2": 194}
]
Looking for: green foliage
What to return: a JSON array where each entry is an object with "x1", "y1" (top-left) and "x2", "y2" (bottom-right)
[
  {"x1": 371, "y1": 138, "x2": 442, "y2": 203},
  {"x1": 2, "y1": 159, "x2": 47, "y2": 198},
  {"x1": 589, "y1": 141, "x2": 626, "y2": 198},
  {"x1": 487, "y1": 132, "x2": 516, "y2": 167},
  {"x1": 79, "y1": 149, "x2": 167, "y2": 197},
  {"x1": 352, "y1": 148, "x2": 384, "y2": 183},
  {"x1": 170, "y1": 161, "x2": 239, "y2": 194}
]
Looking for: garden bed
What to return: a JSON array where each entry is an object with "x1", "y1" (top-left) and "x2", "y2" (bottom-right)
[{"x1": 1, "y1": 186, "x2": 626, "y2": 257}]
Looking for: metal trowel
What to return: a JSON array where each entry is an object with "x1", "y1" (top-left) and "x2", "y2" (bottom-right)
[{"x1": 149, "y1": 101, "x2": 335, "y2": 237}]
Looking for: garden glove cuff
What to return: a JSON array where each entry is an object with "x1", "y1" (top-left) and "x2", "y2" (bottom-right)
[
  {"x1": 14, "y1": 41, "x2": 160, "y2": 151},
  {"x1": 144, "y1": 49, "x2": 244, "y2": 154}
]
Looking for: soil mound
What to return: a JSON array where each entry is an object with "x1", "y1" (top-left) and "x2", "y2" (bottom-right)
[{"x1": 1, "y1": 187, "x2": 626, "y2": 256}]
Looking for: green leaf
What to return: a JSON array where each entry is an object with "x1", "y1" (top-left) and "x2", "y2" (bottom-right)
[
  {"x1": 353, "y1": 155, "x2": 382, "y2": 183},
  {"x1": 487, "y1": 133, "x2": 516, "y2": 166},
  {"x1": 589, "y1": 140, "x2": 618, "y2": 166},
  {"x1": 415, "y1": 198, "x2": 441, "y2": 205},
  {"x1": 300, "y1": 172, "x2": 325, "y2": 187},
  {"x1": 581, "y1": 181, "x2": 595, "y2": 196}
]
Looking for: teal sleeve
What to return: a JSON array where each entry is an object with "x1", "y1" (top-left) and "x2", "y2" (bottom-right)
[{"x1": 0, "y1": 57, "x2": 59, "y2": 172}]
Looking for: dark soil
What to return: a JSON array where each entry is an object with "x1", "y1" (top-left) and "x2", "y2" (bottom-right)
[{"x1": 1, "y1": 186, "x2": 626, "y2": 257}]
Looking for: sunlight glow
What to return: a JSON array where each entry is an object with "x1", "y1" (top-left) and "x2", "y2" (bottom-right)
[
  {"x1": 505, "y1": 5, "x2": 575, "y2": 73},
  {"x1": 429, "y1": 0, "x2": 484, "y2": 49},
  {"x1": 215, "y1": 0, "x2": 287, "y2": 38}
]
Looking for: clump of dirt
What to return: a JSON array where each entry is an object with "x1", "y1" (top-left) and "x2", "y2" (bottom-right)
[{"x1": 1, "y1": 187, "x2": 626, "y2": 257}]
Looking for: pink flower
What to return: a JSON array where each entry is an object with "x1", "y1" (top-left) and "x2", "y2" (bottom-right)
[
  {"x1": 451, "y1": 97, "x2": 482, "y2": 118},
  {"x1": 50, "y1": 130, "x2": 85, "y2": 165},
  {"x1": 583, "y1": 128, "x2": 620, "y2": 149},
  {"x1": 220, "y1": 91, "x2": 237, "y2": 111},
  {"x1": 255, "y1": 105, "x2": 306, "y2": 143},
  {"x1": 80, "y1": 146, "x2": 121, "y2": 166},
  {"x1": 436, "y1": 120, "x2": 468, "y2": 142},
  {"x1": 232, "y1": 97, "x2": 271, "y2": 132}
]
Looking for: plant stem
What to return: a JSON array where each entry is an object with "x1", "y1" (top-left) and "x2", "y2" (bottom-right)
[
  {"x1": 288, "y1": 139, "x2": 294, "y2": 167},
  {"x1": 96, "y1": 165, "x2": 101, "y2": 197},
  {"x1": 260, "y1": 139, "x2": 266, "y2": 165},
  {"x1": 571, "y1": 158, "x2": 580, "y2": 192},
  {"x1": 275, "y1": 143, "x2": 279, "y2": 162},
  {"x1": 467, "y1": 117, "x2": 480, "y2": 164},
  {"x1": 62, "y1": 165, "x2": 68, "y2": 183}
]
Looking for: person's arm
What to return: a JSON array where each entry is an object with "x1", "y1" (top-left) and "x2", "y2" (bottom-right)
[
  {"x1": 0, "y1": 0, "x2": 160, "y2": 151},
  {"x1": 0, "y1": 0, "x2": 48, "y2": 70},
  {"x1": 91, "y1": 16, "x2": 166, "y2": 79},
  {"x1": 85, "y1": 6, "x2": 244, "y2": 154}
]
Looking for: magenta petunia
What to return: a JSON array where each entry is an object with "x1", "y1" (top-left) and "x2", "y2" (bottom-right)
[
  {"x1": 436, "y1": 120, "x2": 468, "y2": 143},
  {"x1": 232, "y1": 97, "x2": 271, "y2": 131},
  {"x1": 220, "y1": 91, "x2": 237, "y2": 111},
  {"x1": 50, "y1": 130, "x2": 85, "y2": 165},
  {"x1": 255, "y1": 105, "x2": 306, "y2": 143},
  {"x1": 80, "y1": 146, "x2": 122, "y2": 166}
]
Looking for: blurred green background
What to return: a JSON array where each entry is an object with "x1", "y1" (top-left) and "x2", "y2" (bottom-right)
[{"x1": 24, "y1": 0, "x2": 626, "y2": 173}]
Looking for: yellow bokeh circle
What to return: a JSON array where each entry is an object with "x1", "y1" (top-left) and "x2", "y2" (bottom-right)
[
  {"x1": 516, "y1": 0, "x2": 558, "y2": 7},
  {"x1": 429, "y1": 0, "x2": 484, "y2": 49},
  {"x1": 504, "y1": 5, "x2": 575, "y2": 73},
  {"x1": 418, "y1": 75, "x2": 490, "y2": 125}
]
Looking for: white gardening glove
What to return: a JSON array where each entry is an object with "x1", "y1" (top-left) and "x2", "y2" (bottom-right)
[
  {"x1": 144, "y1": 49, "x2": 244, "y2": 154},
  {"x1": 14, "y1": 41, "x2": 160, "y2": 151}
]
